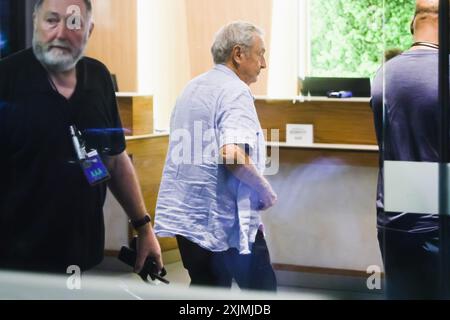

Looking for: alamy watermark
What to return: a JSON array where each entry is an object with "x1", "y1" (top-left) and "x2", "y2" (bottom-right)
[
  {"x1": 366, "y1": 265, "x2": 382, "y2": 290},
  {"x1": 167, "y1": 122, "x2": 280, "y2": 175},
  {"x1": 66, "y1": 265, "x2": 82, "y2": 290},
  {"x1": 66, "y1": 5, "x2": 82, "y2": 30}
]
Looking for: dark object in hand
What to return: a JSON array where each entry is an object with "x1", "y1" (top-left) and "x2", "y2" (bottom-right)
[{"x1": 118, "y1": 237, "x2": 169, "y2": 284}]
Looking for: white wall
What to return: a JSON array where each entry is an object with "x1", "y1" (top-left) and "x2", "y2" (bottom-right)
[
  {"x1": 137, "y1": 0, "x2": 192, "y2": 131},
  {"x1": 267, "y1": 0, "x2": 300, "y2": 97}
]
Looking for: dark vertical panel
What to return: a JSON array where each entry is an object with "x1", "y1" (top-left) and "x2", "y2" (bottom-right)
[
  {"x1": 438, "y1": 0, "x2": 450, "y2": 299},
  {"x1": 9, "y1": 0, "x2": 26, "y2": 54},
  {"x1": 0, "y1": 0, "x2": 37, "y2": 58},
  {"x1": 0, "y1": 0, "x2": 11, "y2": 57},
  {"x1": 25, "y1": 0, "x2": 39, "y2": 48}
]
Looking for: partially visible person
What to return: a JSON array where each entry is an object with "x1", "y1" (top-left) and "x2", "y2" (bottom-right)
[
  {"x1": 371, "y1": 0, "x2": 445, "y2": 299},
  {"x1": 384, "y1": 48, "x2": 403, "y2": 62},
  {"x1": 155, "y1": 21, "x2": 278, "y2": 291},
  {"x1": 0, "y1": 0, "x2": 163, "y2": 274}
]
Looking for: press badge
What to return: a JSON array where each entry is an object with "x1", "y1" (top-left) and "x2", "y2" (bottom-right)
[{"x1": 70, "y1": 125, "x2": 111, "y2": 186}]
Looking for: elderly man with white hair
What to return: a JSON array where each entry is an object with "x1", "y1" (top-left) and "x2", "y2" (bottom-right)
[
  {"x1": 155, "y1": 21, "x2": 278, "y2": 291},
  {"x1": 371, "y1": 0, "x2": 447, "y2": 299},
  {"x1": 0, "y1": 0, "x2": 163, "y2": 274}
]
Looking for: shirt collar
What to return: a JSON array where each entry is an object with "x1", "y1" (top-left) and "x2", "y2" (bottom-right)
[
  {"x1": 213, "y1": 64, "x2": 253, "y2": 95},
  {"x1": 214, "y1": 63, "x2": 242, "y2": 81}
]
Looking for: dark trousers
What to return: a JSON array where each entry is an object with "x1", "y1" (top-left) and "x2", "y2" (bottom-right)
[
  {"x1": 378, "y1": 229, "x2": 443, "y2": 299},
  {"x1": 176, "y1": 230, "x2": 277, "y2": 291}
]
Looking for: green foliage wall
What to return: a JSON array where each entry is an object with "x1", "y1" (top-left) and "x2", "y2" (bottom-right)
[{"x1": 310, "y1": 0, "x2": 415, "y2": 77}]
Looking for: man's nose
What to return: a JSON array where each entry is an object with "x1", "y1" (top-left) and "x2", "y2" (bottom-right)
[
  {"x1": 261, "y1": 57, "x2": 267, "y2": 69},
  {"x1": 55, "y1": 21, "x2": 70, "y2": 40}
]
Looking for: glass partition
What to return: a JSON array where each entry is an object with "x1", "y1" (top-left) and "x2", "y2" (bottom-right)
[{"x1": 380, "y1": 0, "x2": 450, "y2": 299}]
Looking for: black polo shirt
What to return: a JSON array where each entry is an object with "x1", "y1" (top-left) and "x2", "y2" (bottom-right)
[{"x1": 0, "y1": 48, "x2": 126, "y2": 272}]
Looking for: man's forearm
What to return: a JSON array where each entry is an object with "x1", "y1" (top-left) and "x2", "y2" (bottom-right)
[
  {"x1": 106, "y1": 151, "x2": 163, "y2": 272},
  {"x1": 220, "y1": 144, "x2": 270, "y2": 191},
  {"x1": 107, "y1": 151, "x2": 148, "y2": 221}
]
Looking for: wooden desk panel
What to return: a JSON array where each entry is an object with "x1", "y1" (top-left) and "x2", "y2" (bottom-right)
[
  {"x1": 117, "y1": 96, "x2": 154, "y2": 136},
  {"x1": 275, "y1": 147, "x2": 379, "y2": 168},
  {"x1": 256, "y1": 99, "x2": 377, "y2": 145}
]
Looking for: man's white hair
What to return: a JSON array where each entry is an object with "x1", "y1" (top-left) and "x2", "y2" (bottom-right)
[{"x1": 211, "y1": 21, "x2": 264, "y2": 65}]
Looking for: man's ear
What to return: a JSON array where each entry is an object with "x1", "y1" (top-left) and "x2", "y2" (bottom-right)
[
  {"x1": 33, "y1": 12, "x2": 37, "y2": 30},
  {"x1": 231, "y1": 45, "x2": 244, "y2": 66},
  {"x1": 88, "y1": 22, "x2": 95, "y2": 37},
  {"x1": 410, "y1": 15, "x2": 416, "y2": 35}
]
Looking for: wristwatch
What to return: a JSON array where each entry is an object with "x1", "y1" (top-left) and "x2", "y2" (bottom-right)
[{"x1": 130, "y1": 214, "x2": 151, "y2": 230}]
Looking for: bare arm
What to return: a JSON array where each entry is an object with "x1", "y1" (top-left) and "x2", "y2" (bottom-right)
[
  {"x1": 220, "y1": 144, "x2": 277, "y2": 210},
  {"x1": 106, "y1": 151, "x2": 163, "y2": 273}
]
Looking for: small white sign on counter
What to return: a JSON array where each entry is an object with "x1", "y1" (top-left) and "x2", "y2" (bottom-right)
[{"x1": 286, "y1": 124, "x2": 314, "y2": 145}]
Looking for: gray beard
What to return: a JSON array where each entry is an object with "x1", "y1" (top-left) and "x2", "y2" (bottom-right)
[{"x1": 32, "y1": 37, "x2": 86, "y2": 73}]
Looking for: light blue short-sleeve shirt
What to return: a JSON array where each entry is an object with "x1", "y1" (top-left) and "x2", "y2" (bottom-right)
[{"x1": 154, "y1": 64, "x2": 266, "y2": 254}]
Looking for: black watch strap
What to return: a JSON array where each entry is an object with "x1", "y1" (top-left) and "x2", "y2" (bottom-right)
[{"x1": 131, "y1": 214, "x2": 151, "y2": 229}]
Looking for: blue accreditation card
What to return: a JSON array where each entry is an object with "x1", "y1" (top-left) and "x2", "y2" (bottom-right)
[{"x1": 81, "y1": 150, "x2": 111, "y2": 186}]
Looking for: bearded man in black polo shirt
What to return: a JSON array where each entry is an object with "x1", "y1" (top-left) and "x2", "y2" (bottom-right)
[{"x1": 0, "y1": 0, "x2": 163, "y2": 274}]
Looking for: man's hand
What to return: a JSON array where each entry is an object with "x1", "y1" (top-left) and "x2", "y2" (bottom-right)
[
  {"x1": 221, "y1": 144, "x2": 278, "y2": 211},
  {"x1": 251, "y1": 182, "x2": 277, "y2": 211},
  {"x1": 134, "y1": 224, "x2": 163, "y2": 274},
  {"x1": 106, "y1": 151, "x2": 164, "y2": 273}
]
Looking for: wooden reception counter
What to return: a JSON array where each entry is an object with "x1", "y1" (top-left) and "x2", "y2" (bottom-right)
[
  {"x1": 255, "y1": 96, "x2": 376, "y2": 145},
  {"x1": 106, "y1": 96, "x2": 385, "y2": 286},
  {"x1": 254, "y1": 97, "x2": 383, "y2": 289}
]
